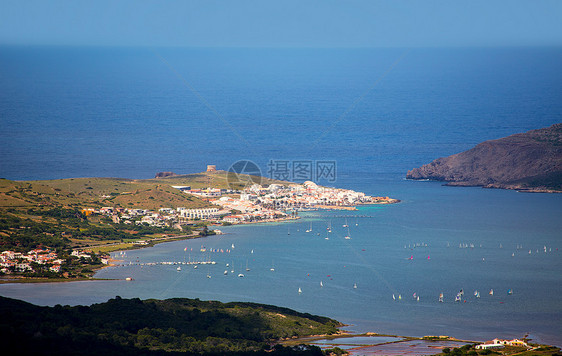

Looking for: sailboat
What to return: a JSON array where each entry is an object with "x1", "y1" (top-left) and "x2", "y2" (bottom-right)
[
  {"x1": 353, "y1": 283, "x2": 357, "y2": 289},
  {"x1": 398, "y1": 294, "x2": 402, "y2": 300},
  {"x1": 417, "y1": 295, "x2": 420, "y2": 301},
  {"x1": 344, "y1": 226, "x2": 351, "y2": 240},
  {"x1": 320, "y1": 281, "x2": 323, "y2": 287},
  {"x1": 224, "y1": 270, "x2": 228, "y2": 275},
  {"x1": 489, "y1": 289, "x2": 494, "y2": 296},
  {"x1": 508, "y1": 289, "x2": 513, "y2": 295},
  {"x1": 343, "y1": 218, "x2": 348, "y2": 228},
  {"x1": 245, "y1": 259, "x2": 250, "y2": 271},
  {"x1": 288, "y1": 228, "x2": 290, "y2": 235},
  {"x1": 439, "y1": 293, "x2": 444, "y2": 302},
  {"x1": 392, "y1": 294, "x2": 396, "y2": 301},
  {"x1": 298, "y1": 287, "x2": 302, "y2": 294},
  {"x1": 455, "y1": 294, "x2": 461, "y2": 302},
  {"x1": 270, "y1": 261, "x2": 275, "y2": 272},
  {"x1": 176, "y1": 266, "x2": 181, "y2": 271},
  {"x1": 306, "y1": 222, "x2": 312, "y2": 233}
]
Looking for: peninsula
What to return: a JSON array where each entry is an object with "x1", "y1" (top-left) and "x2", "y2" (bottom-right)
[
  {"x1": 406, "y1": 123, "x2": 562, "y2": 192},
  {"x1": 0, "y1": 169, "x2": 398, "y2": 282}
]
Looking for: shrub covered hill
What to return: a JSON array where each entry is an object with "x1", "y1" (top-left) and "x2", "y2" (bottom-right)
[
  {"x1": 0, "y1": 296, "x2": 341, "y2": 356},
  {"x1": 407, "y1": 123, "x2": 562, "y2": 192}
]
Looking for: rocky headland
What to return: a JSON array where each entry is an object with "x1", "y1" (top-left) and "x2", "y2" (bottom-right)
[{"x1": 406, "y1": 123, "x2": 562, "y2": 192}]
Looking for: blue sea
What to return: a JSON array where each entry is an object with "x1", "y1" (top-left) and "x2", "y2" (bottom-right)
[{"x1": 0, "y1": 46, "x2": 561, "y2": 346}]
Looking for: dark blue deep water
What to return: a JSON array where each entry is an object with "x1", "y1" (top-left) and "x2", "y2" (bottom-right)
[{"x1": 1, "y1": 46, "x2": 561, "y2": 346}]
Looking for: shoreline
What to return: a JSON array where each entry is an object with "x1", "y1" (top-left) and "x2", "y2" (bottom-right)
[
  {"x1": 281, "y1": 331, "x2": 562, "y2": 355},
  {"x1": 406, "y1": 178, "x2": 562, "y2": 194},
  {"x1": 280, "y1": 331, "x2": 482, "y2": 354},
  {"x1": 0, "y1": 201, "x2": 399, "y2": 284}
]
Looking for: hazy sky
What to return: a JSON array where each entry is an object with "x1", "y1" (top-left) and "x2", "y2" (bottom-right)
[{"x1": 1, "y1": 0, "x2": 561, "y2": 47}]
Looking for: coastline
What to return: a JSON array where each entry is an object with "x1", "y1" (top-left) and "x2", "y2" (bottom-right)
[
  {"x1": 280, "y1": 331, "x2": 482, "y2": 355},
  {"x1": 0, "y1": 199, "x2": 401, "y2": 284},
  {"x1": 407, "y1": 177, "x2": 562, "y2": 193}
]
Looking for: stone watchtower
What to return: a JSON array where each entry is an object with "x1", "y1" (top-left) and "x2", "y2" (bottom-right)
[{"x1": 207, "y1": 165, "x2": 217, "y2": 172}]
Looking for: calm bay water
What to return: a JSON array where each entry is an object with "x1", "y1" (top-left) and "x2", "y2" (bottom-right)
[{"x1": 0, "y1": 46, "x2": 561, "y2": 346}]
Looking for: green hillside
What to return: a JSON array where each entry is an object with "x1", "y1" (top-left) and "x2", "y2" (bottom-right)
[{"x1": 0, "y1": 296, "x2": 339, "y2": 355}]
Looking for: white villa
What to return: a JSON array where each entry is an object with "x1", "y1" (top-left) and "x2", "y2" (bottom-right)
[{"x1": 476, "y1": 338, "x2": 529, "y2": 350}]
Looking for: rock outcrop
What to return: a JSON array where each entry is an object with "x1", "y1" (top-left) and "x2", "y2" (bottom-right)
[
  {"x1": 155, "y1": 171, "x2": 179, "y2": 178},
  {"x1": 406, "y1": 123, "x2": 562, "y2": 192}
]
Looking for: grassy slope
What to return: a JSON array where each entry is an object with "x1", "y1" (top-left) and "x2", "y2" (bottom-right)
[
  {"x1": 149, "y1": 171, "x2": 290, "y2": 190},
  {"x1": 0, "y1": 171, "x2": 290, "y2": 210},
  {"x1": 32, "y1": 177, "x2": 213, "y2": 210},
  {"x1": 0, "y1": 171, "x2": 291, "y2": 254}
]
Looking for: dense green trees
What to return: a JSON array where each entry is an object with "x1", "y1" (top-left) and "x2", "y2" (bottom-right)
[
  {"x1": 0, "y1": 207, "x2": 182, "y2": 253},
  {"x1": 0, "y1": 296, "x2": 337, "y2": 355}
]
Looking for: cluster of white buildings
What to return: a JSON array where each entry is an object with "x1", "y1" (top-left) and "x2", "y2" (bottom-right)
[
  {"x1": 213, "y1": 196, "x2": 286, "y2": 223},
  {"x1": 1, "y1": 249, "x2": 64, "y2": 273},
  {"x1": 236, "y1": 181, "x2": 393, "y2": 210},
  {"x1": 475, "y1": 338, "x2": 529, "y2": 350},
  {"x1": 204, "y1": 181, "x2": 395, "y2": 224},
  {"x1": 85, "y1": 207, "x2": 176, "y2": 227},
  {"x1": 0, "y1": 248, "x2": 111, "y2": 276},
  {"x1": 87, "y1": 181, "x2": 392, "y2": 227}
]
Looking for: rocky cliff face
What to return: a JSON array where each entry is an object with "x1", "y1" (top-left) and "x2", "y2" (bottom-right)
[{"x1": 406, "y1": 123, "x2": 562, "y2": 192}]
